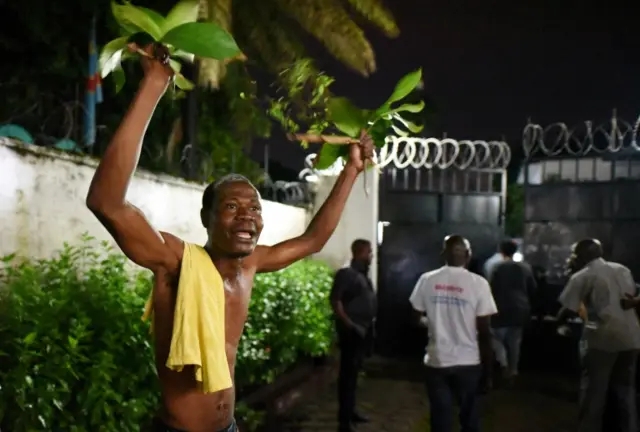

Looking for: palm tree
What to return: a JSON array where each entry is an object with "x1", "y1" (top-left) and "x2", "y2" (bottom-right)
[
  {"x1": 197, "y1": 0, "x2": 399, "y2": 88},
  {"x1": 175, "y1": 0, "x2": 399, "y2": 180}
]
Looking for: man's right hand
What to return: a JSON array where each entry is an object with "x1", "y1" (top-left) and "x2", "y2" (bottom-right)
[
  {"x1": 351, "y1": 323, "x2": 366, "y2": 338},
  {"x1": 343, "y1": 318, "x2": 365, "y2": 337},
  {"x1": 128, "y1": 43, "x2": 173, "y2": 91}
]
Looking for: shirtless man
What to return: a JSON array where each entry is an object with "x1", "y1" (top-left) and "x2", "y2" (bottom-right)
[{"x1": 85, "y1": 46, "x2": 374, "y2": 432}]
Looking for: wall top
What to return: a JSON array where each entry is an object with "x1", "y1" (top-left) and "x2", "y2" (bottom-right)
[{"x1": 1, "y1": 137, "x2": 207, "y2": 191}]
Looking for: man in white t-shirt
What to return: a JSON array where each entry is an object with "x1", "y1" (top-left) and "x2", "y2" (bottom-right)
[{"x1": 410, "y1": 235, "x2": 497, "y2": 432}]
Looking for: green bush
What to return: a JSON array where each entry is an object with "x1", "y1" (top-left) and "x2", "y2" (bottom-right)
[{"x1": 0, "y1": 236, "x2": 334, "y2": 431}]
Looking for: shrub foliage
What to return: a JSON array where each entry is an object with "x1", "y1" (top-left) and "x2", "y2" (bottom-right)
[{"x1": 0, "y1": 236, "x2": 334, "y2": 431}]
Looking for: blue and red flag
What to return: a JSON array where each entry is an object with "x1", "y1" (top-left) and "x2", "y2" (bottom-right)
[{"x1": 84, "y1": 15, "x2": 103, "y2": 147}]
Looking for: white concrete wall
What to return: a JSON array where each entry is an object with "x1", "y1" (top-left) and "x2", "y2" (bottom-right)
[
  {"x1": 0, "y1": 138, "x2": 308, "y2": 262},
  {"x1": 312, "y1": 169, "x2": 379, "y2": 290}
]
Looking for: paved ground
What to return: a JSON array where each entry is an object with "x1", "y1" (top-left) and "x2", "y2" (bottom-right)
[
  {"x1": 279, "y1": 358, "x2": 578, "y2": 432},
  {"x1": 280, "y1": 377, "x2": 427, "y2": 432}
]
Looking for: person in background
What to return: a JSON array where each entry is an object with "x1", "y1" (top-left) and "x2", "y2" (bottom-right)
[
  {"x1": 557, "y1": 239, "x2": 640, "y2": 432},
  {"x1": 410, "y1": 235, "x2": 497, "y2": 432},
  {"x1": 489, "y1": 239, "x2": 537, "y2": 383},
  {"x1": 330, "y1": 239, "x2": 377, "y2": 432},
  {"x1": 483, "y1": 246, "x2": 504, "y2": 279}
]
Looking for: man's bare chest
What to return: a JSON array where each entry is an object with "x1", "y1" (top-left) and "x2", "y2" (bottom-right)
[{"x1": 221, "y1": 275, "x2": 253, "y2": 341}]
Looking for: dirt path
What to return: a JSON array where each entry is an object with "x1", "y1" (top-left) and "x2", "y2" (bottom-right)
[{"x1": 279, "y1": 358, "x2": 579, "y2": 431}]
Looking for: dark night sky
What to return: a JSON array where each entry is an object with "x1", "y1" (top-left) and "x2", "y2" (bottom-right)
[{"x1": 256, "y1": 0, "x2": 639, "y2": 175}]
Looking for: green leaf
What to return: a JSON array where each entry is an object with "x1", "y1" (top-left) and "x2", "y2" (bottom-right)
[
  {"x1": 327, "y1": 97, "x2": 364, "y2": 138},
  {"x1": 23, "y1": 332, "x2": 37, "y2": 345},
  {"x1": 315, "y1": 144, "x2": 347, "y2": 170},
  {"x1": 405, "y1": 121, "x2": 424, "y2": 134},
  {"x1": 111, "y1": 1, "x2": 163, "y2": 41},
  {"x1": 174, "y1": 73, "x2": 195, "y2": 91},
  {"x1": 161, "y1": 22, "x2": 241, "y2": 60},
  {"x1": 369, "y1": 118, "x2": 392, "y2": 148},
  {"x1": 168, "y1": 59, "x2": 182, "y2": 74},
  {"x1": 113, "y1": 65, "x2": 126, "y2": 94},
  {"x1": 387, "y1": 100, "x2": 425, "y2": 115},
  {"x1": 68, "y1": 336, "x2": 78, "y2": 349},
  {"x1": 393, "y1": 113, "x2": 424, "y2": 134},
  {"x1": 384, "y1": 68, "x2": 423, "y2": 106},
  {"x1": 115, "y1": 10, "x2": 143, "y2": 36},
  {"x1": 173, "y1": 49, "x2": 195, "y2": 63},
  {"x1": 391, "y1": 125, "x2": 409, "y2": 137},
  {"x1": 1, "y1": 253, "x2": 16, "y2": 263},
  {"x1": 127, "y1": 31, "x2": 155, "y2": 47},
  {"x1": 162, "y1": 0, "x2": 200, "y2": 36},
  {"x1": 139, "y1": 7, "x2": 165, "y2": 27},
  {"x1": 99, "y1": 37, "x2": 128, "y2": 78}
]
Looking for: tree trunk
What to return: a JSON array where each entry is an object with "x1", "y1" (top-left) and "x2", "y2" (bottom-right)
[
  {"x1": 179, "y1": 0, "x2": 233, "y2": 180},
  {"x1": 181, "y1": 60, "x2": 200, "y2": 180},
  {"x1": 198, "y1": 0, "x2": 233, "y2": 88}
]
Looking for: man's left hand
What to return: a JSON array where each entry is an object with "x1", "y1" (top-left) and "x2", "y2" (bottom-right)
[{"x1": 346, "y1": 129, "x2": 374, "y2": 172}]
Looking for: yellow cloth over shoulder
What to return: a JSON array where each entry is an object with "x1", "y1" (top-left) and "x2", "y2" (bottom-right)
[{"x1": 142, "y1": 242, "x2": 232, "y2": 393}]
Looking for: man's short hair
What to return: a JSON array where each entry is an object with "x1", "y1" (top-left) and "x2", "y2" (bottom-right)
[
  {"x1": 444, "y1": 234, "x2": 470, "y2": 251},
  {"x1": 351, "y1": 239, "x2": 371, "y2": 255},
  {"x1": 201, "y1": 173, "x2": 254, "y2": 212},
  {"x1": 499, "y1": 239, "x2": 518, "y2": 257}
]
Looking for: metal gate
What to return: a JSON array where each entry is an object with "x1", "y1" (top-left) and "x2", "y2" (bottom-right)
[
  {"x1": 375, "y1": 136, "x2": 511, "y2": 358},
  {"x1": 521, "y1": 112, "x2": 640, "y2": 314}
]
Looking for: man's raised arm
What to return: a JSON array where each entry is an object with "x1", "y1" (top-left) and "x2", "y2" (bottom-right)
[
  {"x1": 86, "y1": 46, "x2": 180, "y2": 272},
  {"x1": 255, "y1": 131, "x2": 374, "y2": 273}
]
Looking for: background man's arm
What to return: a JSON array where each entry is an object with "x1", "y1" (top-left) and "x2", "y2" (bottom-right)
[
  {"x1": 86, "y1": 53, "x2": 181, "y2": 272},
  {"x1": 476, "y1": 316, "x2": 493, "y2": 390},
  {"x1": 330, "y1": 270, "x2": 355, "y2": 328},
  {"x1": 254, "y1": 132, "x2": 373, "y2": 273},
  {"x1": 557, "y1": 276, "x2": 586, "y2": 324},
  {"x1": 409, "y1": 277, "x2": 428, "y2": 328},
  {"x1": 619, "y1": 269, "x2": 640, "y2": 311}
]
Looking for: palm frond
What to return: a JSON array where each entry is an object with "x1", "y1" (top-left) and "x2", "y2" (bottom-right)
[
  {"x1": 232, "y1": 2, "x2": 276, "y2": 68},
  {"x1": 234, "y1": 1, "x2": 307, "y2": 73},
  {"x1": 272, "y1": 0, "x2": 376, "y2": 76},
  {"x1": 345, "y1": 0, "x2": 399, "y2": 38}
]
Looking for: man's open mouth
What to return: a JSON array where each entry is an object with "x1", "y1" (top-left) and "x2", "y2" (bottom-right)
[
  {"x1": 235, "y1": 232, "x2": 254, "y2": 240},
  {"x1": 231, "y1": 227, "x2": 256, "y2": 242}
]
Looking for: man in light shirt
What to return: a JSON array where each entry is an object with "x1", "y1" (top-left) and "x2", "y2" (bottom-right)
[
  {"x1": 558, "y1": 238, "x2": 640, "y2": 432},
  {"x1": 483, "y1": 250, "x2": 504, "y2": 279},
  {"x1": 410, "y1": 235, "x2": 497, "y2": 432}
]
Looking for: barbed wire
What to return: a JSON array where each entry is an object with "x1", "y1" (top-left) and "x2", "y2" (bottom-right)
[
  {"x1": 0, "y1": 93, "x2": 111, "y2": 152},
  {"x1": 259, "y1": 180, "x2": 313, "y2": 207},
  {"x1": 179, "y1": 146, "x2": 314, "y2": 207},
  {"x1": 298, "y1": 135, "x2": 511, "y2": 181},
  {"x1": 522, "y1": 110, "x2": 640, "y2": 158}
]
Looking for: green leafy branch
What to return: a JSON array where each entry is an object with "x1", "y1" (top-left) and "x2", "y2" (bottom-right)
[
  {"x1": 99, "y1": 0, "x2": 244, "y2": 93},
  {"x1": 267, "y1": 60, "x2": 425, "y2": 170}
]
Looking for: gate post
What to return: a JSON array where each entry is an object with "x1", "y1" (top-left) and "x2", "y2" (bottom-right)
[{"x1": 301, "y1": 157, "x2": 380, "y2": 290}]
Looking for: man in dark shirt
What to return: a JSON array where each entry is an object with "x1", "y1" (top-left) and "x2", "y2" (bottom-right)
[
  {"x1": 489, "y1": 239, "x2": 537, "y2": 381},
  {"x1": 330, "y1": 239, "x2": 377, "y2": 432}
]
